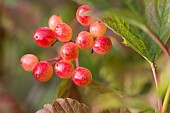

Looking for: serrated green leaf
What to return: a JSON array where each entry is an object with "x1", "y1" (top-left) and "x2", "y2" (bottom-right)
[
  {"x1": 101, "y1": 15, "x2": 153, "y2": 61},
  {"x1": 80, "y1": 0, "x2": 170, "y2": 61}
]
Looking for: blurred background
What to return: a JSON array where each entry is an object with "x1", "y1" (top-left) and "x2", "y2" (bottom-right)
[{"x1": 0, "y1": 0, "x2": 170, "y2": 113}]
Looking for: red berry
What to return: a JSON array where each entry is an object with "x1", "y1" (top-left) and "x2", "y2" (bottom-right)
[
  {"x1": 20, "y1": 54, "x2": 39, "y2": 71},
  {"x1": 76, "y1": 5, "x2": 93, "y2": 26},
  {"x1": 76, "y1": 31, "x2": 93, "y2": 49},
  {"x1": 33, "y1": 27, "x2": 56, "y2": 48},
  {"x1": 48, "y1": 14, "x2": 63, "y2": 31},
  {"x1": 72, "y1": 67, "x2": 92, "y2": 87},
  {"x1": 32, "y1": 61, "x2": 53, "y2": 82},
  {"x1": 89, "y1": 21, "x2": 107, "y2": 37},
  {"x1": 54, "y1": 60, "x2": 74, "y2": 79},
  {"x1": 60, "y1": 42, "x2": 79, "y2": 61},
  {"x1": 54, "y1": 23, "x2": 72, "y2": 42},
  {"x1": 93, "y1": 36, "x2": 112, "y2": 54}
]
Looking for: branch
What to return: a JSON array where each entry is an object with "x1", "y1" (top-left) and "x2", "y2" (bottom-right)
[
  {"x1": 145, "y1": 27, "x2": 170, "y2": 113},
  {"x1": 149, "y1": 61, "x2": 162, "y2": 111}
]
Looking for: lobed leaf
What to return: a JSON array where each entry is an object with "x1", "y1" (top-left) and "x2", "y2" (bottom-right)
[{"x1": 36, "y1": 98, "x2": 90, "y2": 113}]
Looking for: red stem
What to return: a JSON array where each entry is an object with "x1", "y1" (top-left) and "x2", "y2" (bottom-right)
[
  {"x1": 46, "y1": 56, "x2": 62, "y2": 63},
  {"x1": 76, "y1": 57, "x2": 80, "y2": 67},
  {"x1": 149, "y1": 61, "x2": 162, "y2": 111}
]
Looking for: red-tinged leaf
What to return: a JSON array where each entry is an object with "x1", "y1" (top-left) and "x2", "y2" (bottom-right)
[{"x1": 36, "y1": 98, "x2": 90, "y2": 113}]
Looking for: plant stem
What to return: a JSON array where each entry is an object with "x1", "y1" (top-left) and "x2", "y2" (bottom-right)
[
  {"x1": 144, "y1": 27, "x2": 170, "y2": 113},
  {"x1": 55, "y1": 55, "x2": 62, "y2": 61},
  {"x1": 46, "y1": 58, "x2": 56, "y2": 62},
  {"x1": 46, "y1": 56, "x2": 61, "y2": 62},
  {"x1": 162, "y1": 83, "x2": 170, "y2": 113},
  {"x1": 149, "y1": 62, "x2": 158, "y2": 90},
  {"x1": 149, "y1": 61, "x2": 162, "y2": 111},
  {"x1": 75, "y1": 57, "x2": 80, "y2": 67}
]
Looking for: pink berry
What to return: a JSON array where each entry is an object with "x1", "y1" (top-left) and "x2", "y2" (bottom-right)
[
  {"x1": 60, "y1": 42, "x2": 79, "y2": 61},
  {"x1": 54, "y1": 60, "x2": 74, "y2": 79},
  {"x1": 89, "y1": 21, "x2": 107, "y2": 37},
  {"x1": 48, "y1": 14, "x2": 63, "y2": 31},
  {"x1": 76, "y1": 5, "x2": 93, "y2": 26},
  {"x1": 20, "y1": 54, "x2": 39, "y2": 71},
  {"x1": 72, "y1": 67, "x2": 92, "y2": 87},
  {"x1": 32, "y1": 61, "x2": 53, "y2": 82},
  {"x1": 33, "y1": 27, "x2": 56, "y2": 48},
  {"x1": 93, "y1": 36, "x2": 112, "y2": 54},
  {"x1": 54, "y1": 23, "x2": 72, "y2": 42},
  {"x1": 76, "y1": 31, "x2": 93, "y2": 49}
]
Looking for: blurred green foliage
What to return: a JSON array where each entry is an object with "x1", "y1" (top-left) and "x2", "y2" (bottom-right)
[{"x1": 1, "y1": 0, "x2": 170, "y2": 113}]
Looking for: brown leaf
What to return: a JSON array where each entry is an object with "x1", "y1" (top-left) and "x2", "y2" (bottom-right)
[{"x1": 36, "y1": 98, "x2": 90, "y2": 113}]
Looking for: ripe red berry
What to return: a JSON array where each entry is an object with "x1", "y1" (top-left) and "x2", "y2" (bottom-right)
[
  {"x1": 54, "y1": 23, "x2": 72, "y2": 42},
  {"x1": 20, "y1": 54, "x2": 39, "y2": 71},
  {"x1": 33, "y1": 27, "x2": 56, "y2": 48},
  {"x1": 76, "y1": 5, "x2": 93, "y2": 26},
  {"x1": 89, "y1": 21, "x2": 107, "y2": 37},
  {"x1": 60, "y1": 42, "x2": 79, "y2": 61},
  {"x1": 48, "y1": 14, "x2": 63, "y2": 31},
  {"x1": 54, "y1": 60, "x2": 74, "y2": 79},
  {"x1": 32, "y1": 61, "x2": 53, "y2": 82},
  {"x1": 72, "y1": 67, "x2": 92, "y2": 87},
  {"x1": 76, "y1": 31, "x2": 93, "y2": 49},
  {"x1": 93, "y1": 36, "x2": 112, "y2": 54}
]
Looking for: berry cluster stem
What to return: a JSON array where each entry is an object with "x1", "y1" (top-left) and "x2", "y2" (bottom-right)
[
  {"x1": 46, "y1": 56, "x2": 61, "y2": 62},
  {"x1": 76, "y1": 57, "x2": 80, "y2": 67}
]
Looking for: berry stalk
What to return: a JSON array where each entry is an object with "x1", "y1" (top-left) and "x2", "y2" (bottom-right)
[
  {"x1": 76, "y1": 57, "x2": 80, "y2": 68},
  {"x1": 46, "y1": 56, "x2": 61, "y2": 63}
]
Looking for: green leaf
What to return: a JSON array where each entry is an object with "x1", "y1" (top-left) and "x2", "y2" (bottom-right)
[
  {"x1": 144, "y1": 0, "x2": 170, "y2": 59},
  {"x1": 36, "y1": 98, "x2": 90, "y2": 113},
  {"x1": 89, "y1": 80, "x2": 122, "y2": 96},
  {"x1": 56, "y1": 80, "x2": 81, "y2": 101},
  {"x1": 81, "y1": 0, "x2": 170, "y2": 61},
  {"x1": 101, "y1": 15, "x2": 153, "y2": 61},
  {"x1": 56, "y1": 80, "x2": 70, "y2": 98}
]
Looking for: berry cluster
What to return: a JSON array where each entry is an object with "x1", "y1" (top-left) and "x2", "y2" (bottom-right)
[{"x1": 20, "y1": 5, "x2": 112, "y2": 87}]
